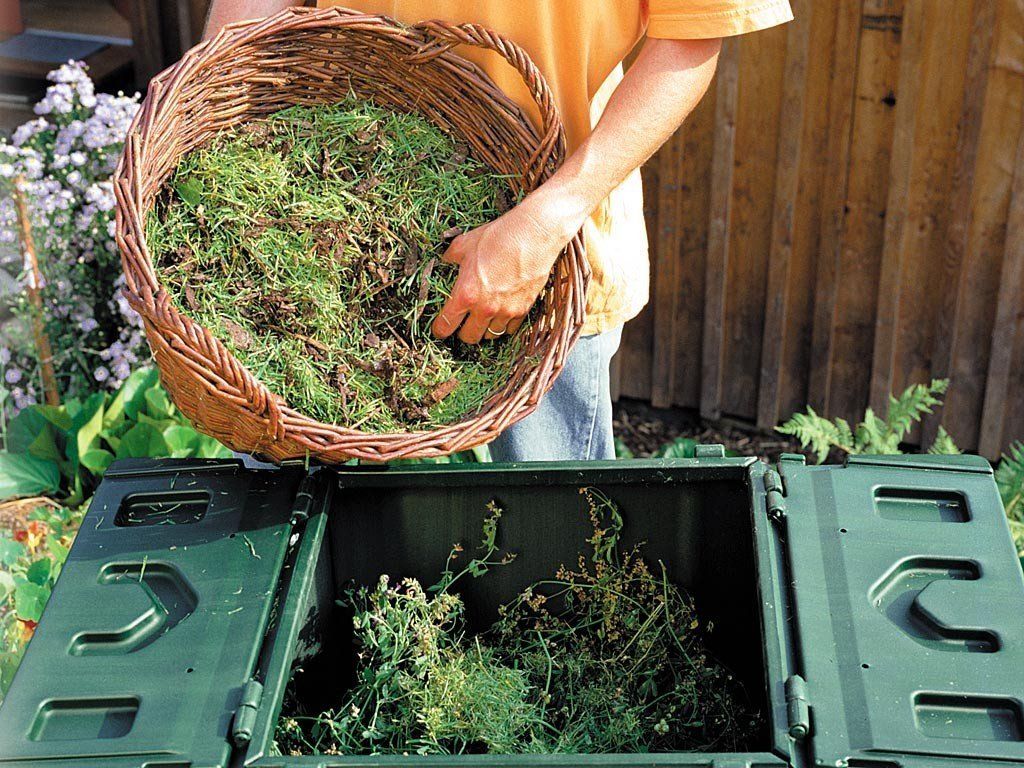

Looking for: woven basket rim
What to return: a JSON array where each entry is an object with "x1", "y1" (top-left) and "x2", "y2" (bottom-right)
[{"x1": 114, "y1": 5, "x2": 589, "y2": 462}]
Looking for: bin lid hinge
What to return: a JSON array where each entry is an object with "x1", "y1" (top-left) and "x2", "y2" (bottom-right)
[
  {"x1": 289, "y1": 475, "x2": 317, "y2": 525},
  {"x1": 764, "y1": 468, "x2": 787, "y2": 522},
  {"x1": 231, "y1": 678, "x2": 264, "y2": 747},
  {"x1": 785, "y1": 674, "x2": 810, "y2": 739}
]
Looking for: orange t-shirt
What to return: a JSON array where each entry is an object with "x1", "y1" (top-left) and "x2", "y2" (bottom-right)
[{"x1": 317, "y1": 1, "x2": 793, "y2": 334}]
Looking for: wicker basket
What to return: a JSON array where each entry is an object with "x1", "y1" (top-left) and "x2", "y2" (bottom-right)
[{"x1": 115, "y1": 6, "x2": 589, "y2": 463}]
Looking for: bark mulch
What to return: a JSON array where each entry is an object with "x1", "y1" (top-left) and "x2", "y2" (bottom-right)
[{"x1": 613, "y1": 398, "x2": 808, "y2": 464}]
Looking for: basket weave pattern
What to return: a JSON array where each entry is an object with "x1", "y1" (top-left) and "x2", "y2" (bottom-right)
[{"x1": 115, "y1": 6, "x2": 589, "y2": 463}]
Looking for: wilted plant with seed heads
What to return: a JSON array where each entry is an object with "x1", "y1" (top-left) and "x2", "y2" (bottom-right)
[{"x1": 274, "y1": 493, "x2": 760, "y2": 756}]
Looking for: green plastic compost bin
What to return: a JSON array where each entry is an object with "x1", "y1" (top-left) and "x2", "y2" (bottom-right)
[{"x1": 1, "y1": 452, "x2": 1022, "y2": 768}]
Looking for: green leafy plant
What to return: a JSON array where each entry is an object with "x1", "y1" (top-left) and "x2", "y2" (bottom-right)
[
  {"x1": 778, "y1": 381, "x2": 1022, "y2": 565},
  {"x1": 275, "y1": 492, "x2": 759, "y2": 756},
  {"x1": 997, "y1": 442, "x2": 1024, "y2": 521},
  {"x1": 777, "y1": 379, "x2": 955, "y2": 463},
  {"x1": 996, "y1": 442, "x2": 1024, "y2": 561},
  {"x1": 613, "y1": 437, "x2": 634, "y2": 459},
  {"x1": 0, "y1": 370, "x2": 231, "y2": 697},
  {"x1": 0, "y1": 498, "x2": 82, "y2": 696},
  {"x1": 653, "y1": 436, "x2": 699, "y2": 459},
  {"x1": 0, "y1": 367, "x2": 230, "y2": 505}
]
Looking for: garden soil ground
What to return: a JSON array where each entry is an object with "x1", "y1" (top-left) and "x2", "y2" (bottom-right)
[{"x1": 613, "y1": 399, "x2": 807, "y2": 463}]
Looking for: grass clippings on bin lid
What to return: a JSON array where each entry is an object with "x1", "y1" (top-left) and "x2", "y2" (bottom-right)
[
  {"x1": 145, "y1": 98, "x2": 521, "y2": 434},
  {"x1": 274, "y1": 489, "x2": 761, "y2": 756}
]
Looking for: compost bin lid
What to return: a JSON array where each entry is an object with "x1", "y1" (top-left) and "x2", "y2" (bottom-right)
[
  {"x1": 778, "y1": 453, "x2": 1024, "y2": 767},
  {"x1": 0, "y1": 459, "x2": 307, "y2": 768}
]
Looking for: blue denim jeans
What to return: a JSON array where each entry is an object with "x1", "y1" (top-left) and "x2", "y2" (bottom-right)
[{"x1": 488, "y1": 327, "x2": 622, "y2": 462}]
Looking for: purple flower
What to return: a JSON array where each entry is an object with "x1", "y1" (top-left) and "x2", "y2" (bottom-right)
[
  {"x1": 21, "y1": 155, "x2": 43, "y2": 179},
  {"x1": 112, "y1": 360, "x2": 132, "y2": 381},
  {"x1": 12, "y1": 118, "x2": 48, "y2": 146},
  {"x1": 12, "y1": 389, "x2": 36, "y2": 411},
  {"x1": 1, "y1": 61, "x2": 146, "y2": 418}
]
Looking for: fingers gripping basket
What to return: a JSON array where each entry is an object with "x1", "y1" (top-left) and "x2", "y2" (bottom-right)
[{"x1": 115, "y1": 6, "x2": 589, "y2": 463}]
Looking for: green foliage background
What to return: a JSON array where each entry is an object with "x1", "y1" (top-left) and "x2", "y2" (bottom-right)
[
  {"x1": 0, "y1": 368, "x2": 231, "y2": 694},
  {"x1": 2, "y1": 374, "x2": 1022, "y2": 705}
]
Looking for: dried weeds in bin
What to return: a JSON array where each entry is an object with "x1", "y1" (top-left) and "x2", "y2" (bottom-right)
[{"x1": 274, "y1": 492, "x2": 761, "y2": 756}]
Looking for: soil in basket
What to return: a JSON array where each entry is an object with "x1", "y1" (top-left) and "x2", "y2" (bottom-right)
[
  {"x1": 145, "y1": 99, "x2": 521, "y2": 433},
  {"x1": 274, "y1": 490, "x2": 762, "y2": 756}
]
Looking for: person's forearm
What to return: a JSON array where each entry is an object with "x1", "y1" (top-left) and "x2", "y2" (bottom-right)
[
  {"x1": 523, "y1": 37, "x2": 721, "y2": 241},
  {"x1": 203, "y1": 0, "x2": 297, "y2": 39},
  {"x1": 430, "y1": 36, "x2": 721, "y2": 343}
]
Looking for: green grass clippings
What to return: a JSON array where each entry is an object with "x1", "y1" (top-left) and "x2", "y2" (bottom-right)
[{"x1": 146, "y1": 99, "x2": 521, "y2": 432}]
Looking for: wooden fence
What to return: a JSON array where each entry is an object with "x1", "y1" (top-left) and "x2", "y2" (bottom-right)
[{"x1": 613, "y1": 0, "x2": 1024, "y2": 458}]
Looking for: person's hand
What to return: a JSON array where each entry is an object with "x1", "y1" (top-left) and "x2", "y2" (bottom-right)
[{"x1": 432, "y1": 198, "x2": 580, "y2": 344}]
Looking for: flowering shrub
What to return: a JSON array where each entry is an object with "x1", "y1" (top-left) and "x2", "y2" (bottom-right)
[{"x1": 1, "y1": 61, "x2": 144, "y2": 414}]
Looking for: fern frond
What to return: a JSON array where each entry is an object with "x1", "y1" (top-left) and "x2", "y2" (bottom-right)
[
  {"x1": 996, "y1": 441, "x2": 1024, "y2": 521},
  {"x1": 854, "y1": 408, "x2": 900, "y2": 454},
  {"x1": 777, "y1": 407, "x2": 846, "y2": 464},
  {"x1": 928, "y1": 426, "x2": 961, "y2": 455},
  {"x1": 834, "y1": 418, "x2": 854, "y2": 451},
  {"x1": 1007, "y1": 518, "x2": 1024, "y2": 560},
  {"x1": 886, "y1": 379, "x2": 949, "y2": 443},
  {"x1": 777, "y1": 379, "x2": 955, "y2": 464}
]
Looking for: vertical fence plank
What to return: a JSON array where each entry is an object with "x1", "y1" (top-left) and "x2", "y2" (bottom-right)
[
  {"x1": 974, "y1": 19, "x2": 1024, "y2": 456},
  {"x1": 823, "y1": 0, "x2": 905, "y2": 422},
  {"x1": 188, "y1": 0, "x2": 211, "y2": 42},
  {"x1": 871, "y1": 0, "x2": 975, "y2": 434},
  {"x1": 868, "y1": 0, "x2": 923, "y2": 412},
  {"x1": 650, "y1": 132, "x2": 685, "y2": 407},
  {"x1": 132, "y1": 0, "x2": 165, "y2": 83},
  {"x1": 718, "y1": 24, "x2": 788, "y2": 419},
  {"x1": 757, "y1": 0, "x2": 810, "y2": 429},
  {"x1": 808, "y1": 0, "x2": 863, "y2": 412},
  {"x1": 918, "y1": 0, "x2": 997, "y2": 447},
  {"x1": 671, "y1": 89, "x2": 717, "y2": 409},
  {"x1": 616, "y1": 164, "x2": 659, "y2": 399},
  {"x1": 979, "y1": 112, "x2": 1024, "y2": 457},
  {"x1": 758, "y1": 0, "x2": 837, "y2": 428},
  {"x1": 610, "y1": 346, "x2": 623, "y2": 402},
  {"x1": 926, "y1": 0, "x2": 1024, "y2": 448},
  {"x1": 700, "y1": 38, "x2": 740, "y2": 420}
]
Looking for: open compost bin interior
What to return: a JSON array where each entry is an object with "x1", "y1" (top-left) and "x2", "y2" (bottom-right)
[{"x1": 285, "y1": 466, "x2": 769, "y2": 753}]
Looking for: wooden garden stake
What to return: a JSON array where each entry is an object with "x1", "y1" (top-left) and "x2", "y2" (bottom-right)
[{"x1": 12, "y1": 175, "x2": 60, "y2": 407}]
